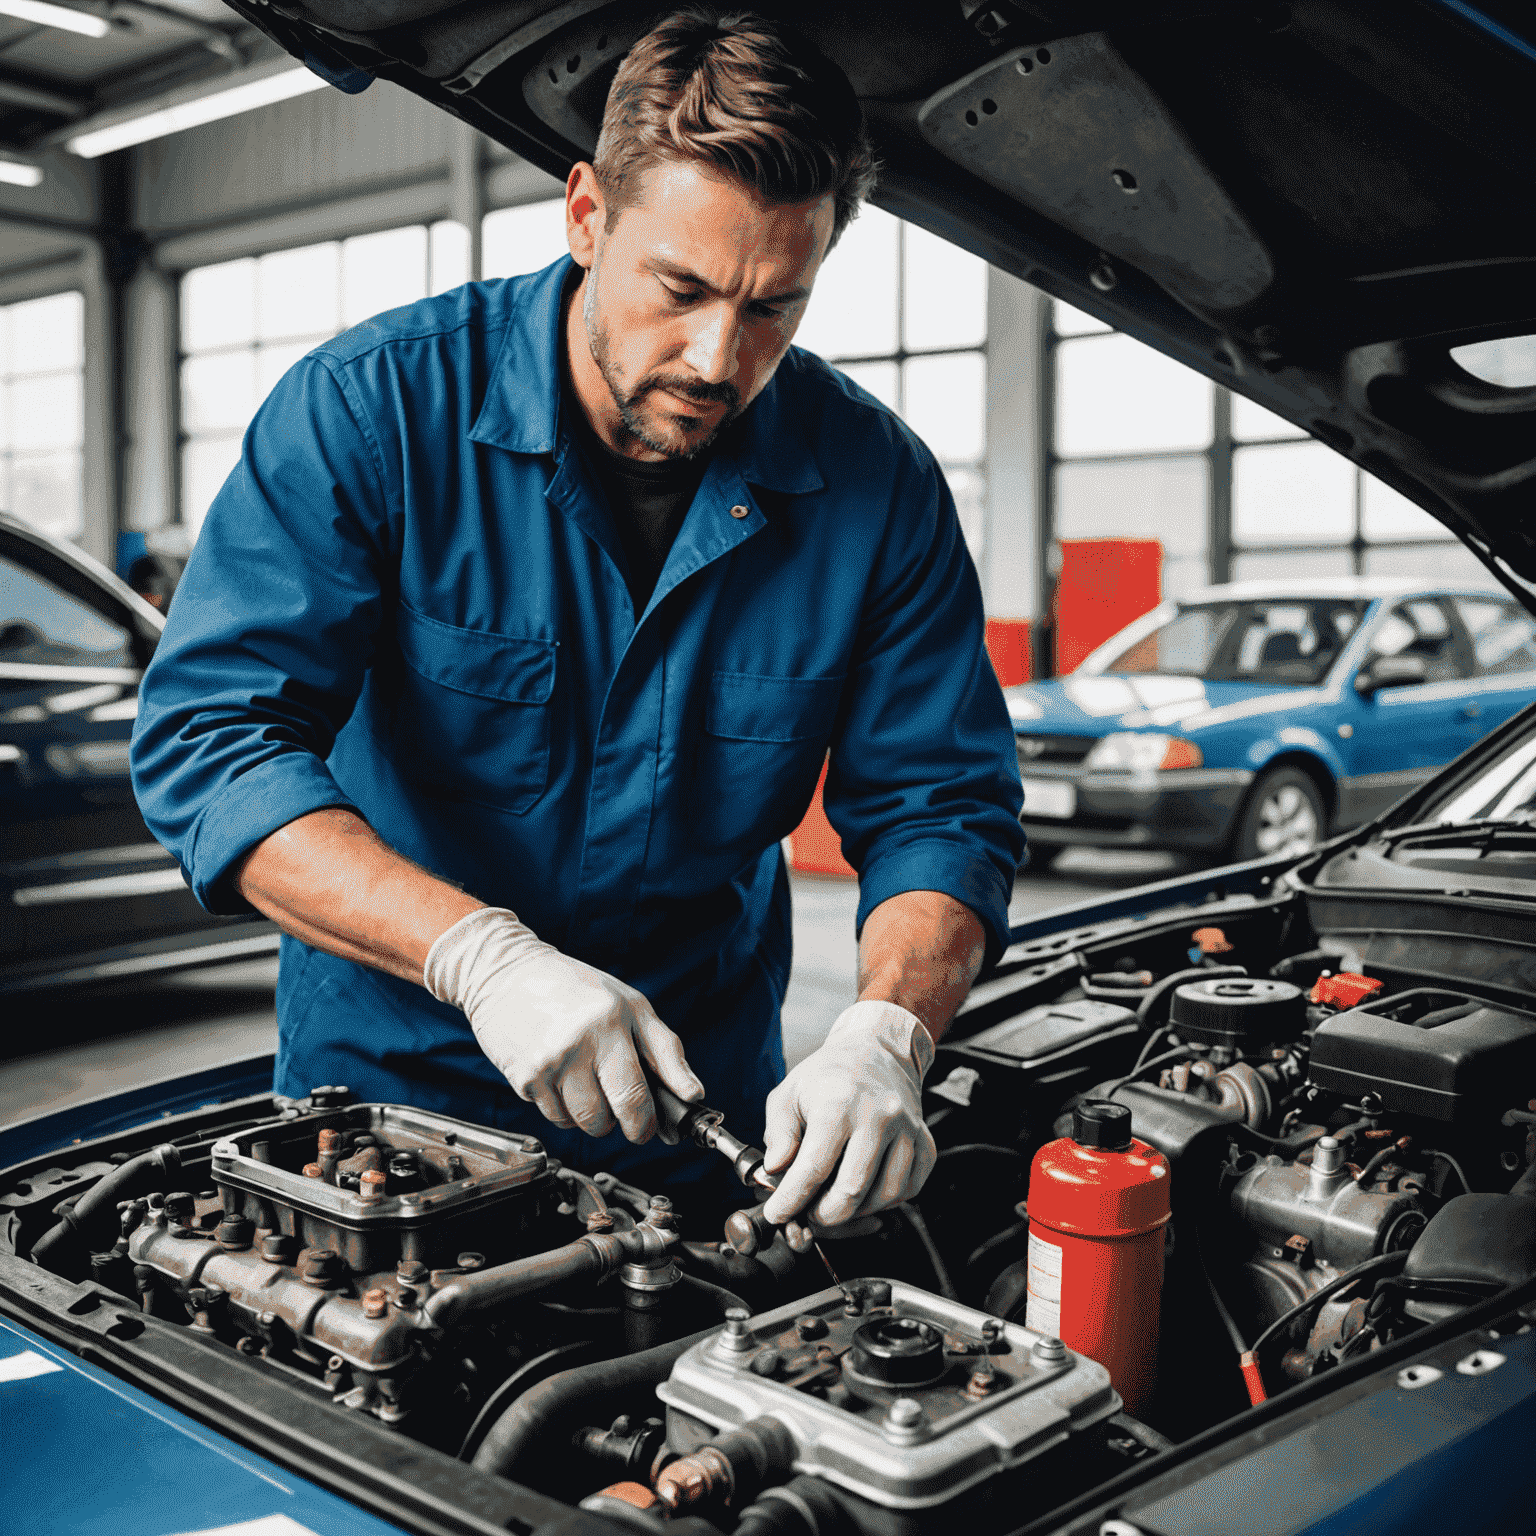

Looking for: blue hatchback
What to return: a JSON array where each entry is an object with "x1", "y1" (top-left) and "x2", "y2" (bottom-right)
[{"x1": 1006, "y1": 578, "x2": 1536, "y2": 864}]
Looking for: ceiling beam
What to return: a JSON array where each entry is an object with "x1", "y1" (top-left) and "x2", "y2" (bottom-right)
[{"x1": 0, "y1": 70, "x2": 85, "y2": 117}]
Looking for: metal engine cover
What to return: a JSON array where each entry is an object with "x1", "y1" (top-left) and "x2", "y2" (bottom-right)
[
  {"x1": 657, "y1": 1281, "x2": 1117, "y2": 1510},
  {"x1": 211, "y1": 1103, "x2": 552, "y2": 1273}
]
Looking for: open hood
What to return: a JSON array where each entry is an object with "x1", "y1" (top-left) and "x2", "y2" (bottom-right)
[{"x1": 226, "y1": 0, "x2": 1536, "y2": 601}]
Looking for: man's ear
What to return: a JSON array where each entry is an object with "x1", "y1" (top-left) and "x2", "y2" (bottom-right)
[{"x1": 566, "y1": 162, "x2": 604, "y2": 269}]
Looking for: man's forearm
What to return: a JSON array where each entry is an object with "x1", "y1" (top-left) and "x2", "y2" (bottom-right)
[
  {"x1": 233, "y1": 808, "x2": 485, "y2": 983},
  {"x1": 856, "y1": 889, "x2": 986, "y2": 1045}
]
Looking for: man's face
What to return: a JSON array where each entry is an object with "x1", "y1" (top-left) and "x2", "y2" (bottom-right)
[{"x1": 565, "y1": 159, "x2": 836, "y2": 459}]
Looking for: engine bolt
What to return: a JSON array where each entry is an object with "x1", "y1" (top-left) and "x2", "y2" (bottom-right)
[
  {"x1": 967, "y1": 1367, "x2": 998, "y2": 1397},
  {"x1": 301, "y1": 1249, "x2": 343, "y2": 1287},
  {"x1": 586, "y1": 1211, "x2": 615, "y2": 1233},
  {"x1": 456, "y1": 1251, "x2": 485, "y2": 1271},
  {"x1": 795, "y1": 1314, "x2": 827, "y2": 1340},
  {"x1": 866, "y1": 1281, "x2": 893, "y2": 1307},
  {"x1": 215, "y1": 1213, "x2": 254, "y2": 1251},
  {"x1": 235, "y1": 1336, "x2": 260, "y2": 1355},
  {"x1": 395, "y1": 1284, "x2": 418, "y2": 1311},
  {"x1": 302, "y1": 1163, "x2": 325, "y2": 1180},
  {"x1": 359, "y1": 1169, "x2": 386, "y2": 1202},
  {"x1": 259, "y1": 1234, "x2": 291, "y2": 1265},
  {"x1": 317, "y1": 1129, "x2": 342, "y2": 1153},
  {"x1": 362, "y1": 1288, "x2": 389, "y2": 1319},
  {"x1": 163, "y1": 1191, "x2": 195, "y2": 1223},
  {"x1": 885, "y1": 1398, "x2": 925, "y2": 1429},
  {"x1": 397, "y1": 1258, "x2": 428, "y2": 1284},
  {"x1": 1032, "y1": 1335, "x2": 1068, "y2": 1365}
]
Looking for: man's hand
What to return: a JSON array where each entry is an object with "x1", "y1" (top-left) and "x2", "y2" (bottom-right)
[
  {"x1": 760, "y1": 1000, "x2": 936, "y2": 1229},
  {"x1": 425, "y1": 907, "x2": 704, "y2": 1143}
]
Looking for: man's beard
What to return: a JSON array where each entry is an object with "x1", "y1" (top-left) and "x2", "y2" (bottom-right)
[{"x1": 584, "y1": 272, "x2": 742, "y2": 460}]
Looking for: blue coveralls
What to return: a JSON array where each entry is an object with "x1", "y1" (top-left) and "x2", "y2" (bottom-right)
[{"x1": 130, "y1": 257, "x2": 1024, "y2": 1198}]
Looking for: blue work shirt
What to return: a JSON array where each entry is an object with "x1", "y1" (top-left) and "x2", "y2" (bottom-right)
[{"x1": 131, "y1": 256, "x2": 1023, "y2": 1186}]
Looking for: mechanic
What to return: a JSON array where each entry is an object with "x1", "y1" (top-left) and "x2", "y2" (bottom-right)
[{"x1": 130, "y1": 9, "x2": 1023, "y2": 1235}]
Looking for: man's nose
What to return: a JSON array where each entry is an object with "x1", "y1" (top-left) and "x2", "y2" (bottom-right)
[{"x1": 682, "y1": 303, "x2": 739, "y2": 385}]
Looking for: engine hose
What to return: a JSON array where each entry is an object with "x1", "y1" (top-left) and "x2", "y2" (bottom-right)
[
  {"x1": 897, "y1": 1203, "x2": 958, "y2": 1301},
  {"x1": 30, "y1": 1143, "x2": 181, "y2": 1273},
  {"x1": 1101, "y1": 1046, "x2": 1199, "y2": 1102},
  {"x1": 933, "y1": 1143, "x2": 1027, "y2": 1164},
  {"x1": 735, "y1": 1475, "x2": 851, "y2": 1536},
  {"x1": 471, "y1": 1324, "x2": 720, "y2": 1479},
  {"x1": 1135, "y1": 965, "x2": 1247, "y2": 1025},
  {"x1": 676, "y1": 1271, "x2": 750, "y2": 1316}
]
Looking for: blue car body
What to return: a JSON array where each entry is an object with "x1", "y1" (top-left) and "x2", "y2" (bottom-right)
[{"x1": 1005, "y1": 579, "x2": 1536, "y2": 859}]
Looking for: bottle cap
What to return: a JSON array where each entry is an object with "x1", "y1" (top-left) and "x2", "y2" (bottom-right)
[{"x1": 1072, "y1": 1098, "x2": 1132, "y2": 1150}]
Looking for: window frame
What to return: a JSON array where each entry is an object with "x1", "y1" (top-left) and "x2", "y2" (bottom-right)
[{"x1": 1040, "y1": 300, "x2": 1470, "y2": 604}]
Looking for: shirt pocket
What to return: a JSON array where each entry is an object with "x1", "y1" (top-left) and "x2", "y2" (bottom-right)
[
  {"x1": 696, "y1": 671, "x2": 845, "y2": 850},
  {"x1": 393, "y1": 603, "x2": 557, "y2": 814}
]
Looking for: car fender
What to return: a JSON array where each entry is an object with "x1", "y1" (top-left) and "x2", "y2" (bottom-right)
[{"x1": 1239, "y1": 728, "x2": 1344, "y2": 806}]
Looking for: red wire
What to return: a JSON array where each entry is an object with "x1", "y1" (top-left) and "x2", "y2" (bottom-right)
[{"x1": 1239, "y1": 1349, "x2": 1268, "y2": 1405}]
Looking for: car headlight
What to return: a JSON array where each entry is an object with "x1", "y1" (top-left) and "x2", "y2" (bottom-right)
[{"x1": 1084, "y1": 732, "x2": 1204, "y2": 771}]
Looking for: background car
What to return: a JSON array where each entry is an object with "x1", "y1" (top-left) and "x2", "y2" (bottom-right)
[
  {"x1": 0, "y1": 512, "x2": 277, "y2": 992},
  {"x1": 1005, "y1": 577, "x2": 1536, "y2": 866}
]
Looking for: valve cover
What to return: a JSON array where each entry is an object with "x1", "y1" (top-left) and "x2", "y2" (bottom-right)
[
  {"x1": 657, "y1": 1281, "x2": 1117, "y2": 1510},
  {"x1": 211, "y1": 1103, "x2": 553, "y2": 1273}
]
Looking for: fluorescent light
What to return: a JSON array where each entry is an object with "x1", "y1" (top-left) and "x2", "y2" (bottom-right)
[
  {"x1": 67, "y1": 64, "x2": 329, "y2": 159},
  {"x1": 0, "y1": 159, "x2": 44, "y2": 187},
  {"x1": 0, "y1": 0, "x2": 110, "y2": 38}
]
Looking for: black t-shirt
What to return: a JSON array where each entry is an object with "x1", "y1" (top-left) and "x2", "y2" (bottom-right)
[{"x1": 575, "y1": 419, "x2": 708, "y2": 611}]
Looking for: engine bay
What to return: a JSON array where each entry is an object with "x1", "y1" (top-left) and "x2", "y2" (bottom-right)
[{"x1": 6, "y1": 854, "x2": 1536, "y2": 1534}]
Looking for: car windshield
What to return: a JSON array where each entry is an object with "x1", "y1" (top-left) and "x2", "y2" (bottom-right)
[
  {"x1": 1418, "y1": 732, "x2": 1536, "y2": 828},
  {"x1": 1090, "y1": 599, "x2": 1368, "y2": 686}
]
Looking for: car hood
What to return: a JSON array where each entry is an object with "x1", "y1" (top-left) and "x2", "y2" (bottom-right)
[
  {"x1": 1006, "y1": 672, "x2": 1322, "y2": 737},
  {"x1": 226, "y1": 1, "x2": 1536, "y2": 609}
]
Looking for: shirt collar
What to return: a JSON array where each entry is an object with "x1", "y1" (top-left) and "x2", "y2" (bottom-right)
[{"x1": 469, "y1": 255, "x2": 824, "y2": 498}]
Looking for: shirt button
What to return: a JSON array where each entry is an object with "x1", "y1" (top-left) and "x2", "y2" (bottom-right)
[{"x1": 728, "y1": 504, "x2": 750, "y2": 519}]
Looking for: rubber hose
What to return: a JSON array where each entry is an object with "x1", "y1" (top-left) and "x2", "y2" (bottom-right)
[
  {"x1": 1135, "y1": 965, "x2": 1247, "y2": 1025},
  {"x1": 472, "y1": 1324, "x2": 719, "y2": 1479},
  {"x1": 676, "y1": 1270, "x2": 750, "y2": 1316},
  {"x1": 30, "y1": 1143, "x2": 181, "y2": 1272},
  {"x1": 736, "y1": 1475, "x2": 851, "y2": 1536}
]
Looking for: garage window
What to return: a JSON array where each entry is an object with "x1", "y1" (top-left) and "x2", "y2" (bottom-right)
[
  {"x1": 178, "y1": 224, "x2": 468, "y2": 533},
  {"x1": 0, "y1": 291, "x2": 85, "y2": 543},
  {"x1": 1046, "y1": 299, "x2": 1484, "y2": 593}
]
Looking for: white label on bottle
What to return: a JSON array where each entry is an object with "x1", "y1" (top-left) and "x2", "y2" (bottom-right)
[{"x1": 1025, "y1": 1228, "x2": 1063, "y2": 1339}]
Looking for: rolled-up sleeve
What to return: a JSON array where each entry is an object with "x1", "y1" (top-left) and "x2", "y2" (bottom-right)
[
  {"x1": 824, "y1": 446, "x2": 1024, "y2": 966},
  {"x1": 131, "y1": 356, "x2": 395, "y2": 914}
]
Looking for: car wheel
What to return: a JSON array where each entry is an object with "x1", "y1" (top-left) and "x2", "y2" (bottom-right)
[{"x1": 1233, "y1": 766, "x2": 1326, "y2": 862}]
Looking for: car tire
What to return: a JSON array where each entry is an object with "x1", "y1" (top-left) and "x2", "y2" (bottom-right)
[{"x1": 1232, "y1": 766, "x2": 1327, "y2": 862}]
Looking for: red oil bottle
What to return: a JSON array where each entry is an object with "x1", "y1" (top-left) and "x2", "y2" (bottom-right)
[{"x1": 1025, "y1": 1098, "x2": 1171, "y2": 1414}]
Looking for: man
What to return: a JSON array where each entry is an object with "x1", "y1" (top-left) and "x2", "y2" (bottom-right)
[{"x1": 131, "y1": 9, "x2": 1023, "y2": 1235}]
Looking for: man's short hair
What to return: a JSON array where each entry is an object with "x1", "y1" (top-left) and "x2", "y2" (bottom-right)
[{"x1": 593, "y1": 9, "x2": 876, "y2": 247}]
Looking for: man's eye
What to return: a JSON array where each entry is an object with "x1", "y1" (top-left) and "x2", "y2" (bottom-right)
[
  {"x1": 661, "y1": 283, "x2": 700, "y2": 306},
  {"x1": 750, "y1": 303, "x2": 790, "y2": 322}
]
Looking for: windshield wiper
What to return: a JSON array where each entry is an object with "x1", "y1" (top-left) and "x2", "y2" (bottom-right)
[{"x1": 1377, "y1": 815, "x2": 1536, "y2": 849}]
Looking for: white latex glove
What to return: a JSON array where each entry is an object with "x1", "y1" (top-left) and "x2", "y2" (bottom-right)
[
  {"x1": 760, "y1": 999, "x2": 937, "y2": 1231},
  {"x1": 424, "y1": 907, "x2": 704, "y2": 1143}
]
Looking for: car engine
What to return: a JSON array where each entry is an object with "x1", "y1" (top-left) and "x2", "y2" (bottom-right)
[{"x1": 7, "y1": 848, "x2": 1536, "y2": 1534}]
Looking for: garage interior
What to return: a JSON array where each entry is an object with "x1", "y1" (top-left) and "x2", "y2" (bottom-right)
[{"x1": 0, "y1": 5, "x2": 1509, "y2": 1123}]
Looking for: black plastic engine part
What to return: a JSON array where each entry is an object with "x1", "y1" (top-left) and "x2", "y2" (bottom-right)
[
  {"x1": 1401, "y1": 1163, "x2": 1536, "y2": 1321},
  {"x1": 1169, "y1": 977, "x2": 1305, "y2": 1047},
  {"x1": 943, "y1": 998, "x2": 1140, "y2": 1068},
  {"x1": 1309, "y1": 989, "x2": 1536, "y2": 1124},
  {"x1": 1073, "y1": 1099, "x2": 1133, "y2": 1150},
  {"x1": 846, "y1": 1314, "x2": 947, "y2": 1386}
]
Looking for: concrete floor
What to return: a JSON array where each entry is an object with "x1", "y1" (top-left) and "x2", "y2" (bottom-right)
[{"x1": 0, "y1": 849, "x2": 1178, "y2": 1129}]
